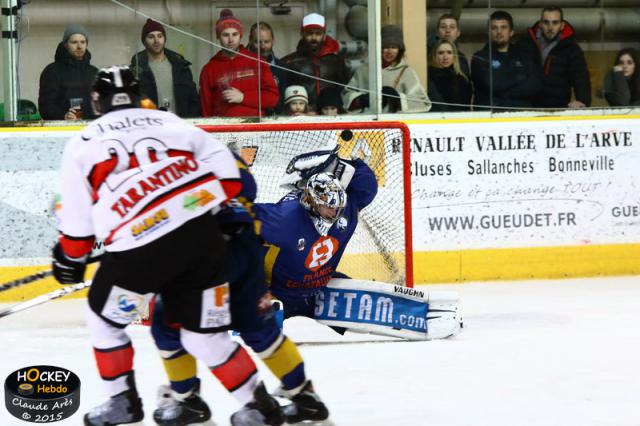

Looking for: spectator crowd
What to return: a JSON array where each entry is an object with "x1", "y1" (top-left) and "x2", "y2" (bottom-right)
[{"x1": 32, "y1": 6, "x2": 640, "y2": 122}]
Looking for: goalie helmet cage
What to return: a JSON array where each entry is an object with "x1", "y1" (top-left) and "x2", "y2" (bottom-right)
[{"x1": 200, "y1": 121, "x2": 414, "y2": 288}]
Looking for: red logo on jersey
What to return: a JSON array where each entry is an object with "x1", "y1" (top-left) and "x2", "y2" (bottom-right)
[{"x1": 305, "y1": 236, "x2": 339, "y2": 271}]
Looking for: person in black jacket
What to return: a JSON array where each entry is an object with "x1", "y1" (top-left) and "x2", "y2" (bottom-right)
[
  {"x1": 523, "y1": 6, "x2": 591, "y2": 109},
  {"x1": 248, "y1": 22, "x2": 288, "y2": 115},
  {"x1": 130, "y1": 19, "x2": 200, "y2": 118},
  {"x1": 428, "y1": 39, "x2": 472, "y2": 111},
  {"x1": 281, "y1": 13, "x2": 350, "y2": 111},
  {"x1": 38, "y1": 25, "x2": 98, "y2": 120},
  {"x1": 427, "y1": 14, "x2": 470, "y2": 78},
  {"x1": 471, "y1": 11, "x2": 542, "y2": 111}
]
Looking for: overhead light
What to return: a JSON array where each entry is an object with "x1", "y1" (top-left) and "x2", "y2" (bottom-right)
[{"x1": 268, "y1": 1, "x2": 291, "y2": 15}]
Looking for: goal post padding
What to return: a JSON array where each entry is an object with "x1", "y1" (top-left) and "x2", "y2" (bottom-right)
[{"x1": 199, "y1": 121, "x2": 413, "y2": 287}]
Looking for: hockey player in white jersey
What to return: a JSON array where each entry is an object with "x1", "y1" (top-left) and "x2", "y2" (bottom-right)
[{"x1": 52, "y1": 66, "x2": 284, "y2": 426}]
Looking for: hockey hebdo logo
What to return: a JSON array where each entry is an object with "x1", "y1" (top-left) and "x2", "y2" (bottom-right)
[{"x1": 4, "y1": 365, "x2": 80, "y2": 423}]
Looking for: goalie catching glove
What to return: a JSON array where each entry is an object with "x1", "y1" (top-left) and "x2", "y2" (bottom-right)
[
  {"x1": 280, "y1": 145, "x2": 355, "y2": 190},
  {"x1": 52, "y1": 243, "x2": 87, "y2": 284}
]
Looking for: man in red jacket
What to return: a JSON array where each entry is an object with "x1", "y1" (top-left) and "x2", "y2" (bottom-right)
[
  {"x1": 281, "y1": 13, "x2": 350, "y2": 111},
  {"x1": 199, "y1": 9, "x2": 279, "y2": 117}
]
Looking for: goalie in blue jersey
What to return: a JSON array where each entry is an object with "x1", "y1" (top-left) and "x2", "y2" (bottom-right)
[
  {"x1": 255, "y1": 148, "x2": 378, "y2": 321},
  {"x1": 257, "y1": 145, "x2": 461, "y2": 341}
]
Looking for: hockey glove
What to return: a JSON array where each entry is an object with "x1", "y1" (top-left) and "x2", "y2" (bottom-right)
[
  {"x1": 52, "y1": 243, "x2": 86, "y2": 284},
  {"x1": 280, "y1": 146, "x2": 339, "y2": 189}
]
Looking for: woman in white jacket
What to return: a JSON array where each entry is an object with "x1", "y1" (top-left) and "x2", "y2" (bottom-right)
[{"x1": 342, "y1": 25, "x2": 431, "y2": 113}]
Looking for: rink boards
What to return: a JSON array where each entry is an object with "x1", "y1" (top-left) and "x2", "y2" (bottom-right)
[{"x1": 0, "y1": 113, "x2": 639, "y2": 299}]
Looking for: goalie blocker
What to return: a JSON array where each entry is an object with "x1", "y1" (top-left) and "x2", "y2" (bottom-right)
[{"x1": 313, "y1": 279, "x2": 462, "y2": 340}]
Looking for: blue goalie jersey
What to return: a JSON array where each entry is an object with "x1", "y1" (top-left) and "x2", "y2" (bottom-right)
[{"x1": 254, "y1": 159, "x2": 378, "y2": 308}]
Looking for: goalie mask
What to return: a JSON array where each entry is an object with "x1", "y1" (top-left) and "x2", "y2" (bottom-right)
[
  {"x1": 91, "y1": 65, "x2": 140, "y2": 115},
  {"x1": 300, "y1": 172, "x2": 347, "y2": 236}
]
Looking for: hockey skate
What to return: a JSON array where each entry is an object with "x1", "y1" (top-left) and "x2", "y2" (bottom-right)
[
  {"x1": 153, "y1": 383, "x2": 212, "y2": 426},
  {"x1": 281, "y1": 381, "x2": 329, "y2": 424},
  {"x1": 84, "y1": 388, "x2": 144, "y2": 426},
  {"x1": 230, "y1": 382, "x2": 284, "y2": 426}
]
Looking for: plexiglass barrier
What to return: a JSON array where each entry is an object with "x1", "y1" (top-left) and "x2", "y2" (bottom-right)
[{"x1": 1, "y1": 0, "x2": 639, "y2": 122}]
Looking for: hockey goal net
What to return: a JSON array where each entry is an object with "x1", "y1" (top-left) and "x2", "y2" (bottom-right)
[{"x1": 200, "y1": 121, "x2": 413, "y2": 287}]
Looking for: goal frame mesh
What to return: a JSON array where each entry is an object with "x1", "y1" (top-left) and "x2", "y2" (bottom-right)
[{"x1": 199, "y1": 121, "x2": 414, "y2": 287}]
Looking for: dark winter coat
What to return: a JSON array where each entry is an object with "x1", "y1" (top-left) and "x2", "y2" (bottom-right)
[
  {"x1": 471, "y1": 42, "x2": 542, "y2": 110},
  {"x1": 281, "y1": 35, "x2": 350, "y2": 109},
  {"x1": 38, "y1": 42, "x2": 98, "y2": 120},
  {"x1": 427, "y1": 34, "x2": 470, "y2": 78},
  {"x1": 603, "y1": 70, "x2": 640, "y2": 106},
  {"x1": 428, "y1": 66, "x2": 472, "y2": 111},
  {"x1": 129, "y1": 49, "x2": 201, "y2": 118},
  {"x1": 523, "y1": 21, "x2": 591, "y2": 108},
  {"x1": 263, "y1": 52, "x2": 288, "y2": 115}
]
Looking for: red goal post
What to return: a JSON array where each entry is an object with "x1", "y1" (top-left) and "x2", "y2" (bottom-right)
[{"x1": 199, "y1": 121, "x2": 414, "y2": 287}]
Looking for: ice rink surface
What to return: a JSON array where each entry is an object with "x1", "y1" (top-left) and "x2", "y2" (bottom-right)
[{"x1": 1, "y1": 276, "x2": 639, "y2": 426}]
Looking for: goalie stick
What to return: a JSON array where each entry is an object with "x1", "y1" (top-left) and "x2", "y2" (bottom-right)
[{"x1": 0, "y1": 280, "x2": 91, "y2": 319}]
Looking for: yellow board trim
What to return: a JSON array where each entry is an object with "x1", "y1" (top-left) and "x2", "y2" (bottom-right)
[
  {"x1": 414, "y1": 243, "x2": 640, "y2": 283},
  {"x1": 403, "y1": 114, "x2": 640, "y2": 125},
  {"x1": 2, "y1": 113, "x2": 638, "y2": 134},
  {"x1": 0, "y1": 126, "x2": 84, "y2": 132}
]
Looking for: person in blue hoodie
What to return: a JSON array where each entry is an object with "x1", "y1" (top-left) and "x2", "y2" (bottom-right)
[{"x1": 38, "y1": 25, "x2": 98, "y2": 120}]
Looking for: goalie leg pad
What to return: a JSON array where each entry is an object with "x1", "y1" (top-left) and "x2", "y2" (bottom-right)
[{"x1": 313, "y1": 279, "x2": 462, "y2": 340}]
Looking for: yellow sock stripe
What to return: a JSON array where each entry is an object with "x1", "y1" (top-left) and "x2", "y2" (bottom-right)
[
  {"x1": 263, "y1": 244, "x2": 280, "y2": 286},
  {"x1": 162, "y1": 352, "x2": 197, "y2": 383},
  {"x1": 261, "y1": 336, "x2": 304, "y2": 380}
]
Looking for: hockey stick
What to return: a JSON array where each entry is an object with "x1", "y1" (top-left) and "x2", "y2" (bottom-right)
[
  {"x1": 0, "y1": 270, "x2": 54, "y2": 293},
  {"x1": 0, "y1": 254, "x2": 103, "y2": 294},
  {"x1": 296, "y1": 338, "x2": 410, "y2": 347},
  {"x1": 0, "y1": 280, "x2": 91, "y2": 319}
]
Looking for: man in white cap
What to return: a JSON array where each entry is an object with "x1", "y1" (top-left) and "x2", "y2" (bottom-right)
[{"x1": 282, "y1": 12, "x2": 349, "y2": 111}]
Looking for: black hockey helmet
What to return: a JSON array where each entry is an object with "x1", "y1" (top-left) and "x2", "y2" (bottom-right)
[{"x1": 91, "y1": 65, "x2": 140, "y2": 115}]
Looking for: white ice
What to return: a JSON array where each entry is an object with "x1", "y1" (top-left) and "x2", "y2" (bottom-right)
[{"x1": 1, "y1": 276, "x2": 639, "y2": 426}]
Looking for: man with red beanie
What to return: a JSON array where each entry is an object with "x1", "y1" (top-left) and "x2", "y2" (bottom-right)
[
  {"x1": 130, "y1": 19, "x2": 200, "y2": 117},
  {"x1": 281, "y1": 12, "x2": 350, "y2": 111},
  {"x1": 199, "y1": 9, "x2": 279, "y2": 117}
]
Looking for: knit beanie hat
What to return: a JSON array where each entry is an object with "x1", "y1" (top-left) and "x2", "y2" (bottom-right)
[
  {"x1": 284, "y1": 85, "x2": 309, "y2": 105},
  {"x1": 317, "y1": 87, "x2": 344, "y2": 111},
  {"x1": 302, "y1": 13, "x2": 325, "y2": 31},
  {"x1": 216, "y1": 9, "x2": 243, "y2": 38},
  {"x1": 62, "y1": 25, "x2": 88, "y2": 44},
  {"x1": 141, "y1": 19, "x2": 166, "y2": 43},
  {"x1": 381, "y1": 25, "x2": 404, "y2": 50}
]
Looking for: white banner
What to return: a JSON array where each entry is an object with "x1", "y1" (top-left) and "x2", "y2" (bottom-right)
[{"x1": 408, "y1": 118, "x2": 640, "y2": 251}]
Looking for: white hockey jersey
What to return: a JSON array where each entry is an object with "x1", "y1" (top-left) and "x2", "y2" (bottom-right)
[{"x1": 57, "y1": 108, "x2": 240, "y2": 254}]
